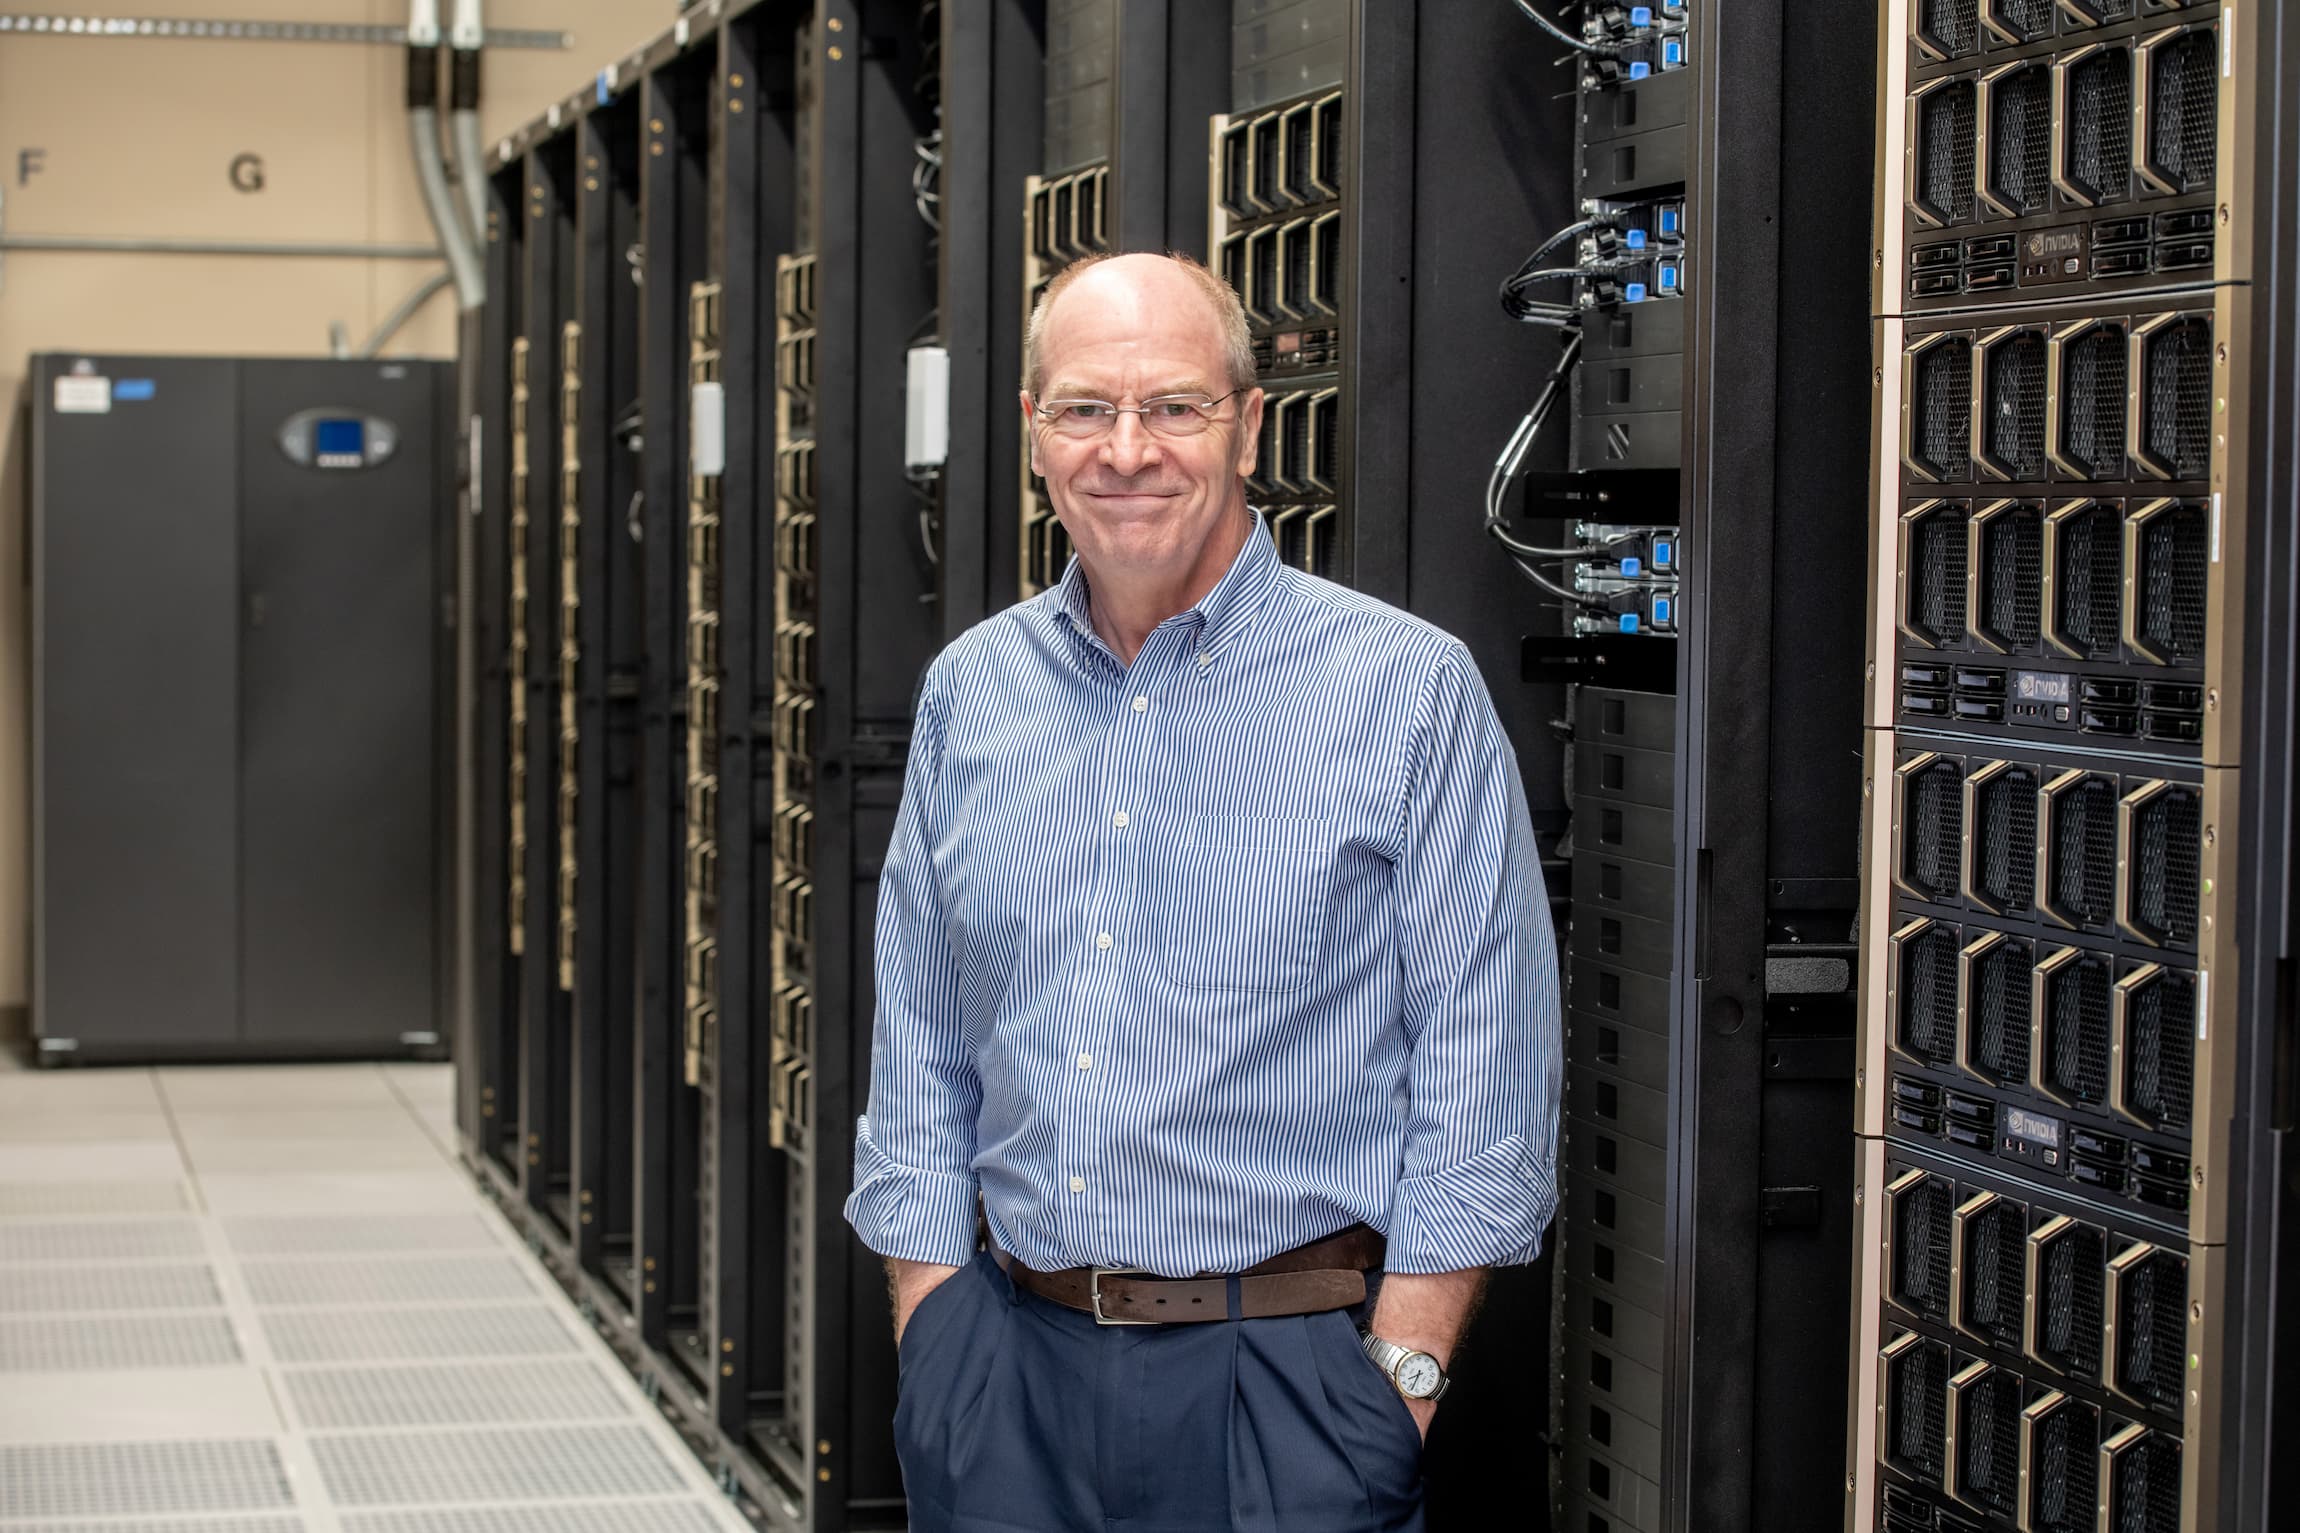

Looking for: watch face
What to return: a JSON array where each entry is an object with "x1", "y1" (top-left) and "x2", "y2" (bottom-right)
[{"x1": 1396, "y1": 1352, "x2": 1442, "y2": 1399}]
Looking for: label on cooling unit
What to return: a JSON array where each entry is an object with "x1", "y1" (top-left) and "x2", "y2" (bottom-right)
[
  {"x1": 1999, "y1": 1104, "x2": 2065, "y2": 1168},
  {"x1": 52, "y1": 375, "x2": 110, "y2": 414},
  {"x1": 2019, "y1": 225, "x2": 2088, "y2": 286}
]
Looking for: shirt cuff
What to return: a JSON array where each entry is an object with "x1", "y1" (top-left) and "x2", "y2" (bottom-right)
[
  {"x1": 1383, "y1": 1134, "x2": 1558, "y2": 1274},
  {"x1": 842, "y1": 1114, "x2": 980, "y2": 1267}
]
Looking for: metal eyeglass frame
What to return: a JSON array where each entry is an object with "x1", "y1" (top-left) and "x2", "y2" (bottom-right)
[{"x1": 1031, "y1": 388, "x2": 1247, "y2": 438}]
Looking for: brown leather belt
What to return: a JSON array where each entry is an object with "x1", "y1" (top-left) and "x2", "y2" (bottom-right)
[{"x1": 996, "y1": 1224, "x2": 1385, "y2": 1326}]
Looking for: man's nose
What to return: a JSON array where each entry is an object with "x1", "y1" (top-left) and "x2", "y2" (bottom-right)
[{"x1": 1098, "y1": 411, "x2": 1162, "y2": 474}]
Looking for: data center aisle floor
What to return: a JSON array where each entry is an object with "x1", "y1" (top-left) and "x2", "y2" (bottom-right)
[{"x1": 0, "y1": 1053, "x2": 749, "y2": 1532}]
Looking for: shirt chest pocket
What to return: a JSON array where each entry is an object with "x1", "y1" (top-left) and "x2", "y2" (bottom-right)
[{"x1": 1157, "y1": 815, "x2": 1335, "y2": 993}]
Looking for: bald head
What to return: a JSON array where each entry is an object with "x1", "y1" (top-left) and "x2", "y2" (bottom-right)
[{"x1": 1023, "y1": 251, "x2": 1257, "y2": 400}]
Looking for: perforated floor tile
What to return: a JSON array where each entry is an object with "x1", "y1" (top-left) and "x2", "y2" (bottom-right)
[
  {"x1": 311, "y1": 1425, "x2": 688, "y2": 1505},
  {"x1": 282, "y1": 1359, "x2": 630, "y2": 1429},
  {"x1": 243, "y1": 1255, "x2": 534, "y2": 1307},
  {"x1": 0, "y1": 1179, "x2": 191, "y2": 1216},
  {"x1": 0, "y1": 1439, "x2": 293, "y2": 1519},
  {"x1": 0, "y1": 1219, "x2": 205, "y2": 1263},
  {"x1": 225, "y1": 1215, "x2": 499, "y2": 1256},
  {"x1": 0, "y1": 1314, "x2": 242, "y2": 1371},
  {"x1": 0, "y1": 1261, "x2": 222, "y2": 1312},
  {"x1": 341, "y1": 1503, "x2": 728, "y2": 1532},
  {"x1": 0, "y1": 1063, "x2": 741, "y2": 1528},
  {"x1": 260, "y1": 1305, "x2": 577, "y2": 1363}
]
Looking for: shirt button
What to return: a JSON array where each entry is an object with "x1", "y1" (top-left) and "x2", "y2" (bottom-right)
[
  {"x1": 1069, "y1": 1175, "x2": 1086, "y2": 1194},
  {"x1": 1132, "y1": 696, "x2": 1148, "y2": 712},
  {"x1": 1077, "y1": 1052, "x2": 1093, "y2": 1071},
  {"x1": 1111, "y1": 810, "x2": 1129, "y2": 829},
  {"x1": 1096, "y1": 932, "x2": 1113, "y2": 951}
]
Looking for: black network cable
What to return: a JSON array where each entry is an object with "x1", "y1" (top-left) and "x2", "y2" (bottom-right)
[
  {"x1": 1500, "y1": 218, "x2": 1596, "y2": 322},
  {"x1": 1484, "y1": 332, "x2": 1612, "y2": 612}
]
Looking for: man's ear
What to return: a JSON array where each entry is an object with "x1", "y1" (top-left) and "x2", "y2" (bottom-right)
[
  {"x1": 1019, "y1": 390, "x2": 1041, "y2": 477},
  {"x1": 1234, "y1": 387, "x2": 1266, "y2": 480}
]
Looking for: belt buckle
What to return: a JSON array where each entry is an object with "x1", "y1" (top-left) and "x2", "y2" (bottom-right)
[{"x1": 1088, "y1": 1267, "x2": 1154, "y2": 1326}]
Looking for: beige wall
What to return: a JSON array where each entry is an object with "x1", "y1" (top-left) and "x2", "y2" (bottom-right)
[{"x1": 0, "y1": 1, "x2": 664, "y2": 1008}]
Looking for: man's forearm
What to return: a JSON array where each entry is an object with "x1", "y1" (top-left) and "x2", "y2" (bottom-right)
[
  {"x1": 1368, "y1": 1267, "x2": 1487, "y2": 1436},
  {"x1": 886, "y1": 1256, "x2": 963, "y2": 1345},
  {"x1": 1371, "y1": 1267, "x2": 1486, "y2": 1365}
]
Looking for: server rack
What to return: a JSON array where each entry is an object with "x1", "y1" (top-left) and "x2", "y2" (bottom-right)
[
  {"x1": 1198, "y1": 3, "x2": 1583, "y2": 1520},
  {"x1": 565, "y1": 85, "x2": 648, "y2": 1287},
  {"x1": 634, "y1": 30, "x2": 719, "y2": 1409},
  {"x1": 1016, "y1": 0, "x2": 1228, "y2": 597},
  {"x1": 471, "y1": 155, "x2": 525, "y2": 1181},
  {"x1": 935, "y1": 0, "x2": 1046, "y2": 633},
  {"x1": 763, "y1": 5, "x2": 943, "y2": 1521},
  {"x1": 1209, "y1": 3, "x2": 1349, "y2": 583},
  {"x1": 1478, "y1": 4, "x2": 1876, "y2": 1529},
  {"x1": 708, "y1": 0, "x2": 801, "y2": 1468},
  {"x1": 461, "y1": 6, "x2": 943, "y2": 1529},
  {"x1": 1847, "y1": 3, "x2": 2296, "y2": 1532},
  {"x1": 472, "y1": 0, "x2": 758, "y2": 1484},
  {"x1": 516, "y1": 129, "x2": 580, "y2": 1230}
]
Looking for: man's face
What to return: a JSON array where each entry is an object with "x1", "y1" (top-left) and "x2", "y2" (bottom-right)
[{"x1": 1020, "y1": 257, "x2": 1264, "y2": 591}]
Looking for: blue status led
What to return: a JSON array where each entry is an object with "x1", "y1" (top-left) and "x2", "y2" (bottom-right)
[
  {"x1": 1621, "y1": 556, "x2": 1643, "y2": 578},
  {"x1": 1624, "y1": 282, "x2": 1648, "y2": 303},
  {"x1": 1658, "y1": 261, "x2": 1680, "y2": 291},
  {"x1": 1630, "y1": 6, "x2": 1653, "y2": 24},
  {"x1": 1628, "y1": 60, "x2": 1652, "y2": 80},
  {"x1": 1663, "y1": 39, "x2": 1684, "y2": 67},
  {"x1": 1653, "y1": 538, "x2": 1675, "y2": 568},
  {"x1": 1626, "y1": 228, "x2": 1648, "y2": 251},
  {"x1": 1658, "y1": 206, "x2": 1681, "y2": 235},
  {"x1": 1619, "y1": 613, "x2": 1641, "y2": 634},
  {"x1": 1653, "y1": 597, "x2": 1673, "y2": 626}
]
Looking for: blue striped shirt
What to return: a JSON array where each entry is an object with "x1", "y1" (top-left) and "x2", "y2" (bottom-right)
[{"x1": 843, "y1": 515, "x2": 1562, "y2": 1277}]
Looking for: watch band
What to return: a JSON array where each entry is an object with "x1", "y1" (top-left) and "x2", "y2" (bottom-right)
[{"x1": 1361, "y1": 1329, "x2": 1451, "y2": 1403}]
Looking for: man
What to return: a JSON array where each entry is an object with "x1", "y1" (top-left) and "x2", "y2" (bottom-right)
[{"x1": 845, "y1": 251, "x2": 1560, "y2": 1532}]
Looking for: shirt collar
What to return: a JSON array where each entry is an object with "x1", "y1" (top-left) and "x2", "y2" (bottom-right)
[{"x1": 1050, "y1": 509, "x2": 1285, "y2": 666}]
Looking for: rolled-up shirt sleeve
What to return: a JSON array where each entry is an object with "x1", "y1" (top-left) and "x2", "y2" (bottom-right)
[
  {"x1": 843, "y1": 660, "x2": 982, "y2": 1267},
  {"x1": 1383, "y1": 645, "x2": 1563, "y2": 1275}
]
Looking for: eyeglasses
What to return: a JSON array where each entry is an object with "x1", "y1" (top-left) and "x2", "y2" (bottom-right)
[{"x1": 1033, "y1": 389, "x2": 1244, "y2": 440}]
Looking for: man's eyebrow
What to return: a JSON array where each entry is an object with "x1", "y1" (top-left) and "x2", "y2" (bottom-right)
[{"x1": 1040, "y1": 378, "x2": 1219, "y2": 400}]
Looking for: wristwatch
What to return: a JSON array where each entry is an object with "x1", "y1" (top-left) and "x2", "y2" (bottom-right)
[{"x1": 1361, "y1": 1330, "x2": 1451, "y2": 1403}]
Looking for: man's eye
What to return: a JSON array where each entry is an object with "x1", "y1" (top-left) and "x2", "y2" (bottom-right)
[
  {"x1": 1062, "y1": 403, "x2": 1112, "y2": 420},
  {"x1": 1147, "y1": 401, "x2": 1197, "y2": 419}
]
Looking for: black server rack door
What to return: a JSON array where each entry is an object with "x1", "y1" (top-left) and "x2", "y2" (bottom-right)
[
  {"x1": 31, "y1": 354, "x2": 243, "y2": 1052},
  {"x1": 234, "y1": 359, "x2": 443, "y2": 1049}
]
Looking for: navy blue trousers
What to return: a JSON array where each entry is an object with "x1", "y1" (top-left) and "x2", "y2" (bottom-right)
[{"x1": 894, "y1": 1252, "x2": 1425, "y2": 1533}]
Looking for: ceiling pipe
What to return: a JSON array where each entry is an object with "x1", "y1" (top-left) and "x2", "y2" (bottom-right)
[
  {"x1": 448, "y1": 0, "x2": 487, "y2": 256},
  {"x1": 407, "y1": 0, "x2": 483, "y2": 309}
]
